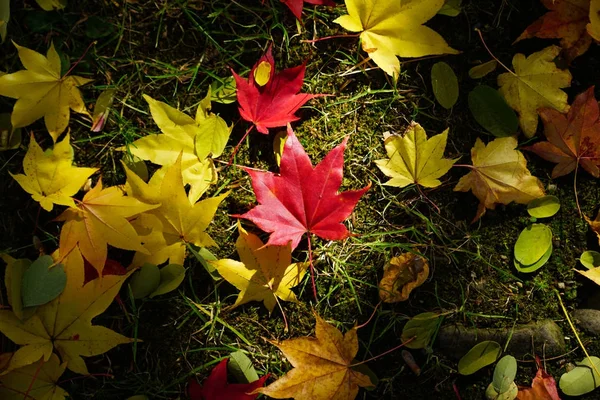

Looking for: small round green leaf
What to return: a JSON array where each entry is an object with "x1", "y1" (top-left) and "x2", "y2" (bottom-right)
[
  {"x1": 469, "y1": 85, "x2": 518, "y2": 137},
  {"x1": 580, "y1": 251, "x2": 600, "y2": 270},
  {"x1": 514, "y1": 224, "x2": 553, "y2": 266},
  {"x1": 458, "y1": 341, "x2": 501, "y2": 376},
  {"x1": 559, "y1": 356, "x2": 600, "y2": 396},
  {"x1": 514, "y1": 243, "x2": 552, "y2": 273},
  {"x1": 129, "y1": 263, "x2": 161, "y2": 299},
  {"x1": 469, "y1": 60, "x2": 498, "y2": 79},
  {"x1": 228, "y1": 351, "x2": 259, "y2": 384},
  {"x1": 527, "y1": 195, "x2": 560, "y2": 218},
  {"x1": 401, "y1": 312, "x2": 442, "y2": 349},
  {"x1": 493, "y1": 355, "x2": 517, "y2": 393},
  {"x1": 150, "y1": 264, "x2": 185, "y2": 298},
  {"x1": 21, "y1": 255, "x2": 66, "y2": 308},
  {"x1": 431, "y1": 62, "x2": 459, "y2": 109}
]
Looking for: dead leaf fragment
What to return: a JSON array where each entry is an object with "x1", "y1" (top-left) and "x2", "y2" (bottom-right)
[
  {"x1": 379, "y1": 253, "x2": 429, "y2": 303},
  {"x1": 515, "y1": 0, "x2": 592, "y2": 61},
  {"x1": 257, "y1": 314, "x2": 373, "y2": 400}
]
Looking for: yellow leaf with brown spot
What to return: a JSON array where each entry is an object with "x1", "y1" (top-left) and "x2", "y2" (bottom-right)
[
  {"x1": 257, "y1": 314, "x2": 374, "y2": 400},
  {"x1": 378, "y1": 253, "x2": 429, "y2": 303}
]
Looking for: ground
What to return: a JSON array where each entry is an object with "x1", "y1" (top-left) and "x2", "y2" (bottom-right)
[{"x1": 2, "y1": 0, "x2": 600, "y2": 399}]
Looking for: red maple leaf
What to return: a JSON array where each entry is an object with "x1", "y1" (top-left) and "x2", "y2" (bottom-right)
[
  {"x1": 233, "y1": 46, "x2": 323, "y2": 135},
  {"x1": 188, "y1": 359, "x2": 269, "y2": 400},
  {"x1": 235, "y1": 126, "x2": 370, "y2": 250},
  {"x1": 514, "y1": 0, "x2": 592, "y2": 61},
  {"x1": 280, "y1": 0, "x2": 335, "y2": 20},
  {"x1": 516, "y1": 356, "x2": 560, "y2": 400},
  {"x1": 526, "y1": 86, "x2": 600, "y2": 178},
  {"x1": 83, "y1": 257, "x2": 127, "y2": 284}
]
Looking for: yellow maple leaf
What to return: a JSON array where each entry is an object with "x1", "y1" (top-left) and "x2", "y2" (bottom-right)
[
  {"x1": 257, "y1": 314, "x2": 374, "y2": 400},
  {"x1": 0, "y1": 248, "x2": 134, "y2": 375},
  {"x1": 0, "y1": 353, "x2": 68, "y2": 400},
  {"x1": 453, "y1": 136, "x2": 545, "y2": 222},
  {"x1": 123, "y1": 156, "x2": 228, "y2": 267},
  {"x1": 334, "y1": 0, "x2": 458, "y2": 77},
  {"x1": 10, "y1": 133, "x2": 97, "y2": 211},
  {"x1": 0, "y1": 42, "x2": 92, "y2": 141},
  {"x1": 125, "y1": 92, "x2": 230, "y2": 203},
  {"x1": 210, "y1": 223, "x2": 308, "y2": 313},
  {"x1": 56, "y1": 179, "x2": 159, "y2": 274},
  {"x1": 588, "y1": 0, "x2": 600, "y2": 40},
  {"x1": 497, "y1": 45, "x2": 572, "y2": 138},
  {"x1": 375, "y1": 122, "x2": 457, "y2": 188}
]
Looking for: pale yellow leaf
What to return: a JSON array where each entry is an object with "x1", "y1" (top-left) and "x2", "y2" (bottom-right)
[
  {"x1": 0, "y1": 353, "x2": 68, "y2": 400},
  {"x1": 10, "y1": 133, "x2": 97, "y2": 211},
  {"x1": 334, "y1": 0, "x2": 459, "y2": 77},
  {"x1": 375, "y1": 122, "x2": 457, "y2": 188},
  {"x1": 497, "y1": 45, "x2": 572, "y2": 137},
  {"x1": 0, "y1": 42, "x2": 92, "y2": 141}
]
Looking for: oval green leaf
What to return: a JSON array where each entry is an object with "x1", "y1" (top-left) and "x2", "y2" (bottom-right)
[
  {"x1": 559, "y1": 356, "x2": 600, "y2": 396},
  {"x1": 469, "y1": 60, "x2": 498, "y2": 79},
  {"x1": 431, "y1": 62, "x2": 459, "y2": 109},
  {"x1": 469, "y1": 85, "x2": 518, "y2": 137},
  {"x1": 129, "y1": 263, "x2": 161, "y2": 299},
  {"x1": 228, "y1": 351, "x2": 259, "y2": 384},
  {"x1": 401, "y1": 312, "x2": 442, "y2": 349},
  {"x1": 458, "y1": 341, "x2": 501, "y2": 376},
  {"x1": 150, "y1": 264, "x2": 186, "y2": 298},
  {"x1": 580, "y1": 251, "x2": 600, "y2": 270},
  {"x1": 188, "y1": 244, "x2": 221, "y2": 281},
  {"x1": 514, "y1": 243, "x2": 552, "y2": 273},
  {"x1": 514, "y1": 224, "x2": 553, "y2": 266},
  {"x1": 21, "y1": 255, "x2": 66, "y2": 308},
  {"x1": 493, "y1": 355, "x2": 517, "y2": 393},
  {"x1": 0, "y1": 113, "x2": 21, "y2": 151},
  {"x1": 5, "y1": 258, "x2": 30, "y2": 320},
  {"x1": 527, "y1": 195, "x2": 560, "y2": 218}
]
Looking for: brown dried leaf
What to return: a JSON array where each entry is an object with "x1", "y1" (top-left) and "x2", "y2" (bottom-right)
[{"x1": 378, "y1": 253, "x2": 429, "y2": 303}]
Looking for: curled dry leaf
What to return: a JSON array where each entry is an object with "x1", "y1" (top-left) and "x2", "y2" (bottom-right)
[{"x1": 378, "y1": 253, "x2": 429, "y2": 303}]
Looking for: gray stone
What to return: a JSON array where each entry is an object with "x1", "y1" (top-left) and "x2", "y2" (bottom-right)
[
  {"x1": 436, "y1": 320, "x2": 565, "y2": 359},
  {"x1": 572, "y1": 309, "x2": 600, "y2": 336}
]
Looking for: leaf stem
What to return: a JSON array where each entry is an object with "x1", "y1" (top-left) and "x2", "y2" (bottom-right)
[
  {"x1": 555, "y1": 289, "x2": 600, "y2": 378},
  {"x1": 355, "y1": 301, "x2": 381, "y2": 329},
  {"x1": 307, "y1": 232, "x2": 317, "y2": 301},
  {"x1": 349, "y1": 337, "x2": 414, "y2": 367},
  {"x1": 301, "y1": 33, "x2": 359, "y2": 44},
  {"x1": 475, "y1": 28, "x2": 516, "y2": 76},
  {"x1": 227, "y1": 125, "x2": 254, "y2": 167},
  {"x1": 574, "y1": 162, "x2": 582, "y2": 217},
  {"x1": 64, "y1": 41, "x2": 97, "y2": 78}
]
